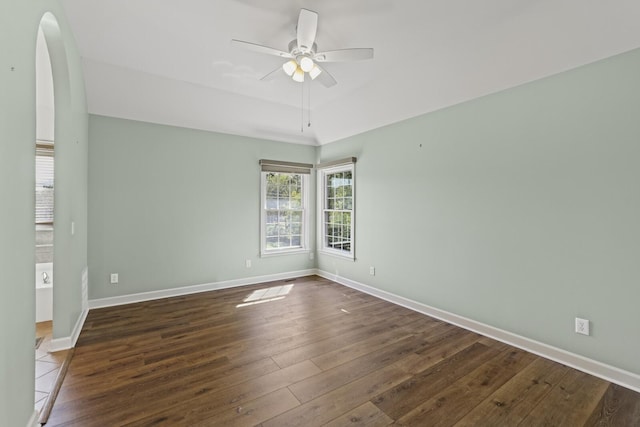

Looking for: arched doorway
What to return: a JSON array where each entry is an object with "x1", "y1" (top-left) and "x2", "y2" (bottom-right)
[
  {"x1": 35, "y1": 19, "x2": 55, "y2": 324},
  {"x1": 34, "y1": 11, "x2": 70, "y2": 421}
]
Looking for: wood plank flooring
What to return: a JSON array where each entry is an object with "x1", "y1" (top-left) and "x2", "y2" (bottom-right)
[{"x1": 46, "y1": 275, "x2": 640, "y2": 426}]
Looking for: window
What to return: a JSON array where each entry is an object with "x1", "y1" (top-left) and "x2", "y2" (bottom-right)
[
  {"x1": 318, "y1": 158, "x2": 356, "y2": 259},
  {"x1": 260, "y1": 160, "x2": 311, "y2": 256},
  {"x1": 35, "y1": 142, "x2": 54, "y2": 224}
]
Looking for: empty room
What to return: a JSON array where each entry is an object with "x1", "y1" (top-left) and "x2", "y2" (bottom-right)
[{"x1": 2, "y1": 1, "x2": 640, "y2": 426}]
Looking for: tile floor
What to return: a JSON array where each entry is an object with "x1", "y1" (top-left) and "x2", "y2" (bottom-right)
[{"x1": 35, "y1": 321, "x2": 68, "y2": 414}]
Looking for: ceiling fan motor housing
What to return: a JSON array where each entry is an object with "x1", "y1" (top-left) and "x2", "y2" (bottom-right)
[{"x1": 288, "y1": 40, "x2": 316, "y2": 57}]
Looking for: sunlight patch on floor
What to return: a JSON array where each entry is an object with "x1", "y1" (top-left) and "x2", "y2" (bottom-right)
[{"x1": 236, "y1": 284, "x2": 294, "y2": 308}]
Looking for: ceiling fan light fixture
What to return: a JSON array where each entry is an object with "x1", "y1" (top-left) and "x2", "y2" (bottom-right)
[
  {"x1": 299, "y1": 56, "x2": 314, "y2": 73},
  {"x1": 309, "y1": 64, "x2": 322, "y2": 80},
  {"x1": 232, "y1": 9, "x2": 373, "y2": 89},
  {"x1": 292, "y1": 66, "x2": 305, "y2": 83},
  {"x1": 282, "y1": 60, "x2": 297, "y2": 76}
]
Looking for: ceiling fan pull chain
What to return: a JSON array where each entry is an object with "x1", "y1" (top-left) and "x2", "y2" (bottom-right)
[
  {"x1": 308, "y1": 80, "x2": 311, "y2": 128},
  {"x1": 301, "y1": 81, "x2": 304, "y2": 133}
]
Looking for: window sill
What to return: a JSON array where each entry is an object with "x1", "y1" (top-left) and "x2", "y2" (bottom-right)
[
  {"x1": 260, "y1": 248, "x2": 310, "y2": 258},
  {"x1": 318, "y1": 248, "x2": 355, "y2": 261}
]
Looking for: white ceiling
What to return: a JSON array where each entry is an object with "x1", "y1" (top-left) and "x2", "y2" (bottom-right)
[{"x1": 60, "y1": 0, "x2": 640, "y2": 146}]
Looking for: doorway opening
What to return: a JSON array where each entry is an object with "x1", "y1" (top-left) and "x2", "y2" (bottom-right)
[{"x1": 34, "y1": 13, "x2": 72, "y2": 422}]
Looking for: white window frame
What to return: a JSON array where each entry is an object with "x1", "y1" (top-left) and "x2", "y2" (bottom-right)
[
  {"x1": 260, "y1": 171, "x2": 310, "y2": 257},
  {"x1": 318, "y1": 162, "x2": 355, "y2": 260}
]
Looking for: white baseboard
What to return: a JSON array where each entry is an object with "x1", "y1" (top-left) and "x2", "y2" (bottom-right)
[
  {"x1": 48, "y1": 268, "x2": 640, "y2": 393},
  {"x1": 26, "y1": 409, "x2": 40, "y2": 427},
  {"x1": 47, "y1": 270, "x2": 314, "y2": 351},
  {"x1": 49, "y1": 307, "x2": 89, "y2": 352},
  {"x1": 317, "y1": 270, "x2": 640, "y2": 393},
  {"x1": 89, "y1": 269, "x2": 317, "y2": 309}
]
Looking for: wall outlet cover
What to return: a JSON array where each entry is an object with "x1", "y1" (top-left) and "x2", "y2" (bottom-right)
[{"x1": 575, "y1": 317, "x2": 590, "y2": 336}]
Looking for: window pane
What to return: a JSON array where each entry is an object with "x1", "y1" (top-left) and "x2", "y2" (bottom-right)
[
  {"x1": 327, "y1": 173, "x2": 335, "y2": 189},
  {"x1": 344, "y1": 197, "x2": 353, "y2": 210},
  {"x1": 266, "y1": 224, "x2": 278, "y2": 237},
  {"x1": 291, "y1": 235, "x2": 301, "y2": 247},
  {"x1": 343, "y1": 212, "x2": 351, "y2": 225},
  {"x1": 290, "y1": 194, "x2": 301, "y2": 209},
  {"x1": 291, "y1": 176, "x2": 301, "y2": 192},
  {"x1": 343, "y1": 225, "x2": 351, "y2": 240},
  {"x1": 266, "y1": 237, "x2": 279, "y2": 248},
  {"x1": 291, "y1": 211, "x2": 302, "y2": 223},
  {"x1": 327, "y1": 198, "x2": 335, "y2": 210},
  {"x1": 279, "y1": 236, "x2": 291, "y2": 247},
  {"x1": 335, "y1": 198, "x2": 344, "y2": 210},
  {"x1": 291, "y1": 223, "x2": 301, "y2": 235},
  {"x1": 266, "y1": 211, "x2": 278, "y2": 224},
  {"x1": 266, "y1": 197, "x2": 278, "y2": 209},
  {"x1": 345, "y1": 185, "x2": 352, "y2": 197}
]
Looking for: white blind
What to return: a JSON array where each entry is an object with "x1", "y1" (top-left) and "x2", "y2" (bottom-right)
[
  {"x1": 35, "y1": 142, "x2": 54, "y2": 224},
  {"x1": 259, "y1": 159, "x2": 313, "y2": 174},
  {"x1": 317, "y1": 157, "x2": 357, "y2": 169}
]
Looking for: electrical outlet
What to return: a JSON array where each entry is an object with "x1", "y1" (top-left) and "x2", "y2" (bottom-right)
[
  {"x1": 575, "y1": 317, "x2": 590, "y2": 336},
  {"x1": 369, "y1": 266, "x2": 375, "y2": 276},
  {"x1": 110, "y1": 273, "x2": 119, "y2": 284},
  {"x1": 245, "y1": 259, "x2": 252, "y2": 268}
]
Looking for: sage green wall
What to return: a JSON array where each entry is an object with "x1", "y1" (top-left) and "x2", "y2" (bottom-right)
[
  {"x1": 319, "y1": 48, "x2": 640, "y2": 375},
  {"x1": 0, "y1": 2, "x2": 88, "y2": 426},
  {"x1": 88, "y1": 115, "x2": 316, "y2": 300}
]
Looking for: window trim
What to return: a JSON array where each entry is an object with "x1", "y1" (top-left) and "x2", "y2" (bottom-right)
[
  {"x1": 260, "y1": 170, "x2": 310, "y2": 257},
  {"x1": 317, "y1": 162, "x2": 356, "y2": 260}
]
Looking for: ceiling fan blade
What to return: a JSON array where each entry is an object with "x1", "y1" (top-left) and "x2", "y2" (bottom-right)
[
  {"x1": 315, "y1": 48, "x2": 374, "y2": 62},
  {"x1": 297, "y1": 9, "x2": 318, "y2": 52},
  {"x1": 260, "y1": 66, "x2": 284, "y2": 81},
  {"x1": 314, "y1": 64, "x2": 337, "y2": 88},
  {"x1": 231, "y1": 39, "x2": 293, "y2": 58}
]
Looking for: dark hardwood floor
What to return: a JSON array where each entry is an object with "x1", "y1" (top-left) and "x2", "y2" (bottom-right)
[{"x1": 46, "y1": 275, "x2": 640, "y2": 426}]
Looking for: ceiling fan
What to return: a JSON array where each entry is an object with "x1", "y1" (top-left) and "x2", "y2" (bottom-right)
[{"x1": 231, "y1": 8, "x2": 374, "y2": 88}]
